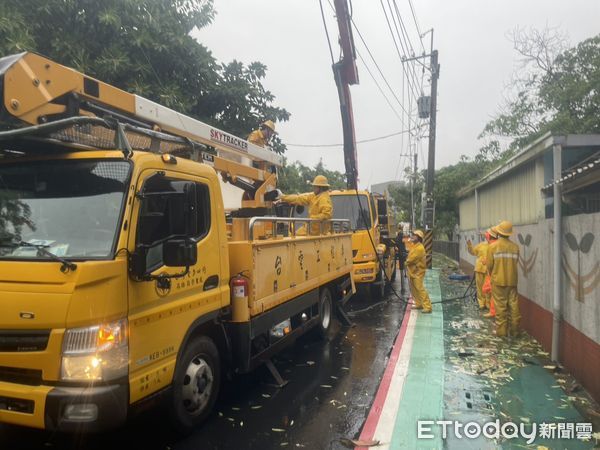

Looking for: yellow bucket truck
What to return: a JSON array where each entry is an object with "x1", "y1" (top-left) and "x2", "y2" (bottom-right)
[{"x1": 0, "y1": 53, "x2": 354, "y2": 432}]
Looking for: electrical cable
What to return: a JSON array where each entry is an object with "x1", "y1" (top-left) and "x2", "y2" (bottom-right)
[
  {"x1": 356, "y1": 49, "x2": 404, "y2": 122},
  {"x1": 349, "y1": 17, "x2": 413, "y2": 118},
  {"x1": 390, "y1": 0, "x2": 423, "y2": 99},
  {"x1": 319, "y1": 0, "x2": 336, "y2": 66},
  {"x1": 407, "y1": 0, "x2": 425, "y2": 52},
  {"x1": 383, "y1": 0, "x2": 421, "y2": 101},
  {"x1": 285, "y1": 127, "x2": 418, "y2": 148}
]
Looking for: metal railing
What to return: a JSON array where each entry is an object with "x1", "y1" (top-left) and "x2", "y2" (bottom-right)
[
  {"x1": 248, "y1": 217, "x2": 351, "y2": 241},
  {"x1": 433, "y1": 240, "x2": 460, "y2": 262}
]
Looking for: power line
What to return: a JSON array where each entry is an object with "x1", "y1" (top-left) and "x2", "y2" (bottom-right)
[
  {"x1": 323, "y1": 0, "x2": 412, "y2": 123},
  {"x1": 407, "y1": 0, "x2": 426, "y2": 52},
  {"x1": 349, "y1": 18, "x2": 413, "y2": 118},
  {"x1": 318, "y1": 0, "x2": 335, "y2": 66},
  {"x1": 285, "y1": 127, "x2": 419, "y2": 148},
  {"x1": 384, "y1": 0, "x2": 421, "y2": 100},
  {"x1": 356, "y1": 50, "x2": 404, "y2": 122},
  {"x1": 391, "y1": 0, "x2": 423, "y2": 95}
]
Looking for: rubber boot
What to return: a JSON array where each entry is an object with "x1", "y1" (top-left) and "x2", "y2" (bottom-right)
[{"x1": 483, "y1": 297, "x2": 496, "y2": 318}]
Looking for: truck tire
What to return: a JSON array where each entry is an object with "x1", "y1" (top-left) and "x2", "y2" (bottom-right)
[
  {"x1": 371, "y1": 267, "x2": 385, "y2": 299},
  {"x1": 167, "y1": 336, "x2": 221, "y2": 434},
  {"x1": 318, "y1": 287, "x2": 333, "y2": 339}
]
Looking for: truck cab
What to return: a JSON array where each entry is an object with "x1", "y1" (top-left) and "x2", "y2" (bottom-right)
[{"x1": 328, "y1": 190, "x2": 397, "y2": 298}]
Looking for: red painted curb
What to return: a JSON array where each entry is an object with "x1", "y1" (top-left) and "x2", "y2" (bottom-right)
[{"x1": 355, "y1": 301, "x2": 413, "y2": 449}]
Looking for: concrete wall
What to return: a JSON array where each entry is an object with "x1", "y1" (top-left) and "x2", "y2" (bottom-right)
[
  {"x1": 458, "y1": 211, "x2": 600, "y2": 401},
  {"x1": 460, "y1": 212, "x2": 600, "y2": 344}
]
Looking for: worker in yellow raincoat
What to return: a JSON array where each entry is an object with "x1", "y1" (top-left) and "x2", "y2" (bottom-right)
[
  {"x1": 248, "y1": 120, "x2": 276, "y2": 147},
  {"x1": 486, "y1": 220, "x2": 520, "y2": 337},
  {"x1": 277, "y1": 175, "x2": 333, "y2": 235},
  {"x1": 467, "y1": 228, "x2": 497, "y2": 310},
  {"x1": 482, "y1": 227, "x2": 499, "y2": 319},
  {"x1": 406, "y1": 230, "x2": 432, "y2": 313}
]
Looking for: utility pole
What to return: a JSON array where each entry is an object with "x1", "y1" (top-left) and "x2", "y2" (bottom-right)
[
  {"x1": 411, "y1": 152, "x2": 417, "y2": 229},
  {"x1": 423, "y1": 49, "x2": 439, "y2": 230},
  {"x1": 404, "y1": 29, "x2": 438, "y2": 267}
]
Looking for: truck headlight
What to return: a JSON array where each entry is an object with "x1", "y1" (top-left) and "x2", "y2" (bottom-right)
[
  {"x1": 61, "y1": 319, "x2": 128, "y2": 381},
  {"x1": 361, "y1": 253, "x2": 375, "y2": 260}
]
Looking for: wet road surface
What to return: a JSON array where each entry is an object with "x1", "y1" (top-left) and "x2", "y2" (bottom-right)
[{"x1": 0, "y1": 277, "x2": 408, "y2": 450}]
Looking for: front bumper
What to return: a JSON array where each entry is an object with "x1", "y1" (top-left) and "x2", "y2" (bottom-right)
[
  {"x1": 352, "y1": 261, "x2": 378, "y2": 283},
  {"x1": 0, "y1": 380, "x2": 128, "y2": 431}
]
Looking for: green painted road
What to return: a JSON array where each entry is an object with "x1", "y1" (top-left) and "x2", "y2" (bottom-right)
[
  {"x1": 390, "y1": 269, "x2": 444, "y2": 449},
  {"x1": 385, "y1": 267, "x2": 595, "y2": 449}
]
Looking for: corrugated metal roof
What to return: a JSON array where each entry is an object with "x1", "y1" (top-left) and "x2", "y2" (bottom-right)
[
  {"x1": 541, "y1": 156, "x2": 600, "y2": 193},
  {"x1": 458, "y1": 133, "x2": 600, "y2": 198}
]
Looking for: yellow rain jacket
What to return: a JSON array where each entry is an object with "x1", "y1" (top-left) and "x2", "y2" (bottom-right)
[
  {"x1": 248, "y1": 129, "x2": 268, "y2": 147},
  {"x1": 486, "y1": 237, "x2": 519, "y2": 287},
  {"x1": 281, "y1": 191, "x2": 333, "y2": 234},
  {"x1": 406, "y1": 242, "x2": 427, "y2": 278},
  {"x1": 467, "y1": 241, "x2": 489, "y2": 273}
]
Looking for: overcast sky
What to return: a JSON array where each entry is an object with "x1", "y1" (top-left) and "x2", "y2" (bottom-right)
[{"x1": 195, "y1": 0, "x2": 599, "y2": 189}]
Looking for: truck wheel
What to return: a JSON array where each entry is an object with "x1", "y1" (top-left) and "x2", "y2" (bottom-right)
[
  {"x1": 371, "y1": 267, "x2": 385, "y2": 299},
  {"x1": 168, "y1": 336, "x2": 221, "y2": 434},
  {"x1": 318, "y1": 288, "x2": 333, "y2": 339}
]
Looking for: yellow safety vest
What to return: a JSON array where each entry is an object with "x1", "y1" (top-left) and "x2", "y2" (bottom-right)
[{"x1": 487, "y1": 237, "x2": 519, "y2": 287}]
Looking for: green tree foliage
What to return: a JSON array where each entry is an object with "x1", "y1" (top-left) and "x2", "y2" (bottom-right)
[
  {"x1": 0, "y1": 0, "x2": 290, "y2": 150},
  {"x1": 431, "y1": 156, "x2": 496, "y2": 238},
  {"x1": 427, "y1": 31, "x2": 600, "y2": 240},
  {"x1": 388, "y1": 152, "x2": 499, "y2": 239},
  {"x1": 481, "y1": 30, "x2": 600, "y2": 151},
  {"x1": 278, "y1": 159, "x2": 346, "y2": 194}
]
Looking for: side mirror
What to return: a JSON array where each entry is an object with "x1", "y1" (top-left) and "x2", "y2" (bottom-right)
[{"x1": 163, "y1": 239, "x2": 197, "y2": 267}]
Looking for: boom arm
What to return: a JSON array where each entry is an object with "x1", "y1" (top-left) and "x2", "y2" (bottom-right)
[
  {"x1": 332, "y1": 0, "x2": 359, "y2": 190},
  {"x1": 0, "y1": 52, "x2": 280, "y2": 206}
]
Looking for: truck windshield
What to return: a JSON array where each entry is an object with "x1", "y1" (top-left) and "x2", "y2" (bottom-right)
[
  {"x1": 0, "y1": 159, "x2": 130, "y2": 259},
  {"x1": 331, "y1": 195, "x2": 372, "y2": 231}
]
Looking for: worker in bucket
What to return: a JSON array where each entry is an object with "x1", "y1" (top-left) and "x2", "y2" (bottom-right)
[
  {"x1": 276, "y1": 175, "x2": 333, "y2": 235},
  {"x1": 406, "y1": 230, "x2": 432, "y2": 313},
  {"x1": 486, "y1": 220, "x2": 520, "y2": 337},
  {"x1": 248, "y1": 120, "x2": 276, "y2": 147},
  {"x1": 467, "y1": 229, "x2": 493, "y2": 311}
]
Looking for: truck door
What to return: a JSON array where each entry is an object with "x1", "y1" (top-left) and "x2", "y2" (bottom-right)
[{"x1": 126, "y1": 169, "x2": 224, "y2": 402}]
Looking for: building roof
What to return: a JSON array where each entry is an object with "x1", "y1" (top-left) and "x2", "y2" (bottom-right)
[{"x1": 459, "y1": 133, "x2": 600, "y2": 198}]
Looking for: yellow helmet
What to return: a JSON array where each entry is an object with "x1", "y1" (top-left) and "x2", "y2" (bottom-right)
[
  {"x1": 261, "y1": 120, "x2": 276, "y2": 132},
  {"x1": 496, "y1": 220, "x2": 513, "y2": 237},
  {"x1": 312, "y1": 175, "x2": 330, "y2": 187},
  {"x1": 413, "y1": 229, "x2": 425, "y2": 240}
]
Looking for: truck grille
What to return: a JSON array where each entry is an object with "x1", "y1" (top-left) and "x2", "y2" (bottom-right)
[
  {"x1": 0, "y1": 366, "x2": 43, "y2": 386},
  {"x1": 0, "y1": 330, "x2": 50, "y2": 352}
]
